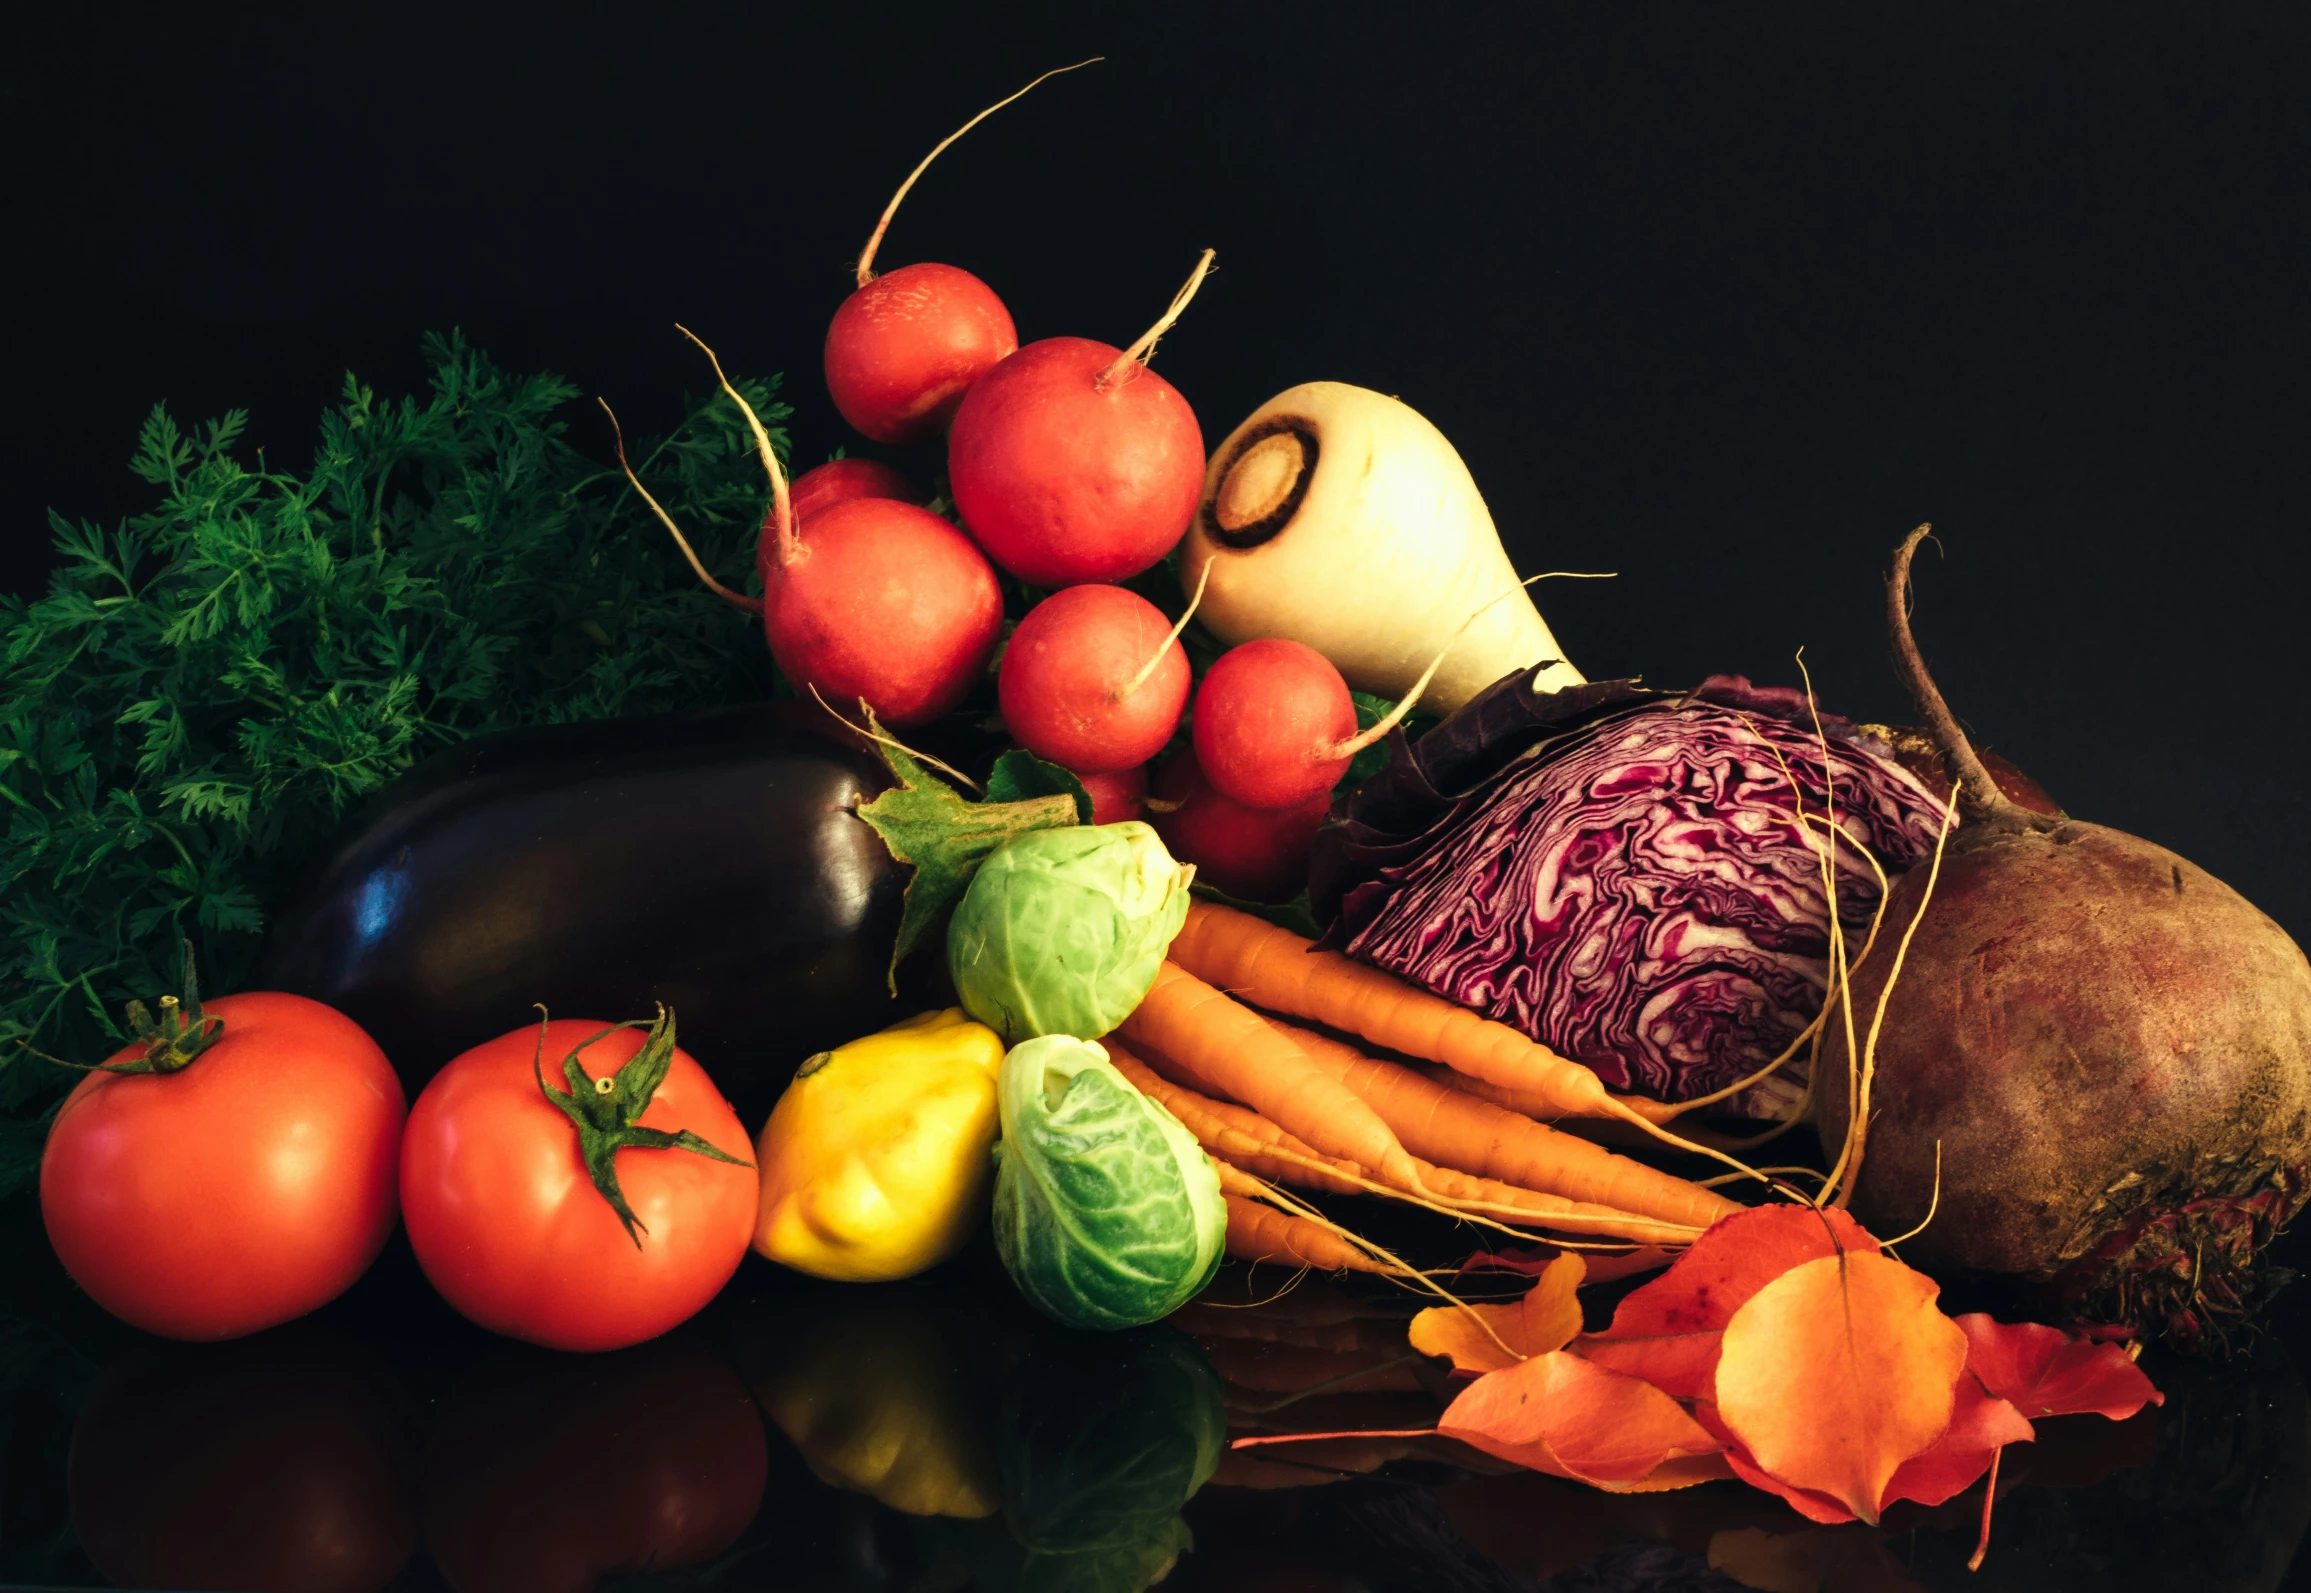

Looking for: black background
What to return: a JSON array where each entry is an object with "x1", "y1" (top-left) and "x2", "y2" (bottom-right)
[{"x1": 8, "y1": 2, "x2": 2308, "y2": 936}]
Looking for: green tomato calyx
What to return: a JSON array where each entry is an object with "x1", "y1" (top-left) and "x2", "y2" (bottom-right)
[
  {"x1": 531, "y1": 1003, "x2": 753, "y2": 1248},
  {"x1": 19, "y1": 942, "x2": 224, "y2": 1077},
  {"x1": 70, "y1": 941, "x2": 225, "y2": 1076}
]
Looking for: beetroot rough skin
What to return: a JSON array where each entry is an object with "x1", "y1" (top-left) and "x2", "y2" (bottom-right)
[
  {"x1": 1821, "y1": 527, "x2": 2311, "y2": 1349},
  {"x1": 1822, "y1": 822, "x2": 2311, "y2": 1335}
]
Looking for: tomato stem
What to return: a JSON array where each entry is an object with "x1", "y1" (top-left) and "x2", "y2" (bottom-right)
[
  {"x1": 532, "y1": 1005, "x2": 754, "y2": 1248},
  {"x1": 36, "y1": 941, "x2": 228, "y2": 1076}
]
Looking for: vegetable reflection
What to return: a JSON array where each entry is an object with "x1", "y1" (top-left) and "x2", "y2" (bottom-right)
[
  {"x1": 420, "y1": 1334, "x2": 766, "y2": 1593},
  {"x1": 67, "y1": 1328, "x2": 416, "y2": 1593},
  {"x1": 990, "y1": 1323, "x2": 1225, "y2": 1589},
  {"x1": 731, "y1": 1275, "x2": 1225, "y2": 1592},
  {"x1": 735, "y1": 1288, "x2": 1002, "y2": 1519}
]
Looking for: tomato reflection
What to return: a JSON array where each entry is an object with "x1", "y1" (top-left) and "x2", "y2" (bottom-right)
[
  {"x1": 67, "y1": 1329, "x2": 417, "y2": 1593},
  {"x1": 421, "y1": 1333, "x2": 768, "y2": 1593}
]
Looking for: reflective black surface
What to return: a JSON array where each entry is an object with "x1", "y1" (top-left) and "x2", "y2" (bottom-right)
[{"x1": 8, "y1": 1184, "x2": 2311, "y2": 1593}]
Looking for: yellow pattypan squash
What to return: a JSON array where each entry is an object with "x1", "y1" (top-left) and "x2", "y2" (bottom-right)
[{"x1": 753, "y1": 1008, "x2": 1004, "y2": 1282}]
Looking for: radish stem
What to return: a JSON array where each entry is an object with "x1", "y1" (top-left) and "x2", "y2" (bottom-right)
[
  {"x1": 807, "y1": 687, "x2": 984, "y2": 793},
  {"x1": 1324, "y1": 572, "x2": 1615, "y2": 761},
  {"x1": 1114, "y1": 556, "x2": 1213, "y2": 703},
  {"x1": 599, "y1": 398, "x2": 763, "y2": 617},
  {"x1": 676, "y1": 324, "x2": 798, "y2": 568},
  {"x1": 854, "y1": 59, "x2": 1103, "y2": 286},
  {"x1": 1097, "y1": 250, "x2": 1217, "y2": 389}
]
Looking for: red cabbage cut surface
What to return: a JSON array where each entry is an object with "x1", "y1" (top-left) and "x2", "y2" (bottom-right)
[{"x1": 1314, "y1": 676, "x2": 1948, "y2": 1110}]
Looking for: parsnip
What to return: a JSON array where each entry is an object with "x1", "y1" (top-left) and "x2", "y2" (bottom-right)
[{"x1": 1179, "y1": 382, "x2": 1582, "y2": 713}]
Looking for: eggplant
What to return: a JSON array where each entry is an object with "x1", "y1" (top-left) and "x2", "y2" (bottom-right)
[{"x1": 262, "y1": 704, "x2": 918, "y2": 1118}]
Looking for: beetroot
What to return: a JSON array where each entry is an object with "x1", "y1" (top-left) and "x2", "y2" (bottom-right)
[{"x1": 1820, "y1": 527, "x2": 2311, "y2": 1348}]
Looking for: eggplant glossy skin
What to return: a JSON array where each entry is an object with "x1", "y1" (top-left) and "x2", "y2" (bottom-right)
[{"x1": 262, "y1": 705, "x2": 912, "y2": 1116}]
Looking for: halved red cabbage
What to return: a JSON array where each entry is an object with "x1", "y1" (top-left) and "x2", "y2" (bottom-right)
[{"x1": 1313, "y1": 676, "x2": 1948, "y2": 1111}]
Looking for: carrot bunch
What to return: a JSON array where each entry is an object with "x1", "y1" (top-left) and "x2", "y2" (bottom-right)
[{"x1": 1116, "y1": 901, "x2": 1748, "y2": 1278}]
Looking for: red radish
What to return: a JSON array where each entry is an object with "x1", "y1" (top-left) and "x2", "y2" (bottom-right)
[
  {"x1": 947, "y1": 252, "x2": 1215, "y2": 587},
  {"x1": 825, "y1": 264, "x2": 1016, "y2": 446},
  {"x1": 1191, "y1": 638, "x2": 1359, "y2": 810},
  {"x1": 755, "y1": 496, "x2": 1002, "y2": 727},
  {"x1": 1192, "y1": 595, "x2": 1497, "y2": 811},
  {"x1": 611, "y1": 329, "x2": 1002, "y2": 730},
  {"x1": 822, "y1": 63, "x2": 1096, "y2": 445},
  {"x1": 1148, "y1": 748, "x2": 1326, "y2": 903},
  {"x1": 1076, "y1": 763, "x2": 1149, "y2": 826},
  {"x1": 998, "y1": 584, "x2": 1192, "y2": 773},
  {"x1": 788, "y1": 458, "x2": 921, "y2": 523}
]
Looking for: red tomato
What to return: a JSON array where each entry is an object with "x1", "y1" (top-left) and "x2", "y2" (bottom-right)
[
  {"x1": 400, "y1": 1016, "x2": 757, "y2": 1352},
  {"x1": 421, "y1": 1336, "x2": 768, "y2": 1593},
  {"x1": 40, "y1": 992, "x2": 405, "y2": 1340},
  {"x1": 69, "y1": 1329, "x2": 418, "y2": 1593}
]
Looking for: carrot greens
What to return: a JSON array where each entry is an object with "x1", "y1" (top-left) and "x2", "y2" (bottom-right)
[{"x1": 0, "y1": 334, "x2": 789, "y2": 1189}]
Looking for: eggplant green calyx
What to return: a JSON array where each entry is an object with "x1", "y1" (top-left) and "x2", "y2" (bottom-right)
[
  {"x1": 531, "y1": 1004, "x2": 752, "y2": 1249},
  {"x1": 854, "y1": 722, "x2": 1088, "y2": 994}
]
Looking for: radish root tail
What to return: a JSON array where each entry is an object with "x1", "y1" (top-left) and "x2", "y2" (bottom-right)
[
  {"x1": 676, "y1": 324, "x2": 798, "y2": 569},
  {"x1": 1114, "y1": 556, "x2": 1213, "y2": 702},
  {"x1": 599, "y1": 398, "x2": 763, "y2": 617},
  {"x1": 809, "y1": 689, "x2": 984, "y2": 794},
  {"x1": 1098, "y1": 250, "x2": 1216, "y2": 389},
  {"x1": 854, "y1": 59, "x2": 1103, "y2": 286},
  {"x1": 1326, "y1": 570, "x2": 1615, "y2": 760}
]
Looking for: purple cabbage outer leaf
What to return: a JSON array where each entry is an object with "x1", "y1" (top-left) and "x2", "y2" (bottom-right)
[{"x1": 1311, "y1": 671, "x2": 1948, "y2": 1109}]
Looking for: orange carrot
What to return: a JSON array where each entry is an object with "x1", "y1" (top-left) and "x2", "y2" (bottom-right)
[
  {"x1": 1167, "y1": 904, "x2": 1756, "y2": 1173},
  {"x1": 1270, "y1": 1018, "x2": 1743, "y2": 1232},
  {"x1": 1223, "y1": 1193, "x2": 1399, "y2": 1275},
  {"x1": 1439, "y1": 1067, "x2": 1702, "y2": 1136},
  {"x1": 1118, "y1": 962, "x2": 1427, "y2": 1192},
  {"x1": 1167, "y1": 901, "x2": 1628, "y2": 1119},
  {"x1": 1108, "y1": 1044, "x2": 1367, "y2": 1196},
  {"x1": 1112, "y1": 1041, "x2": 1703, "y2": 1245},
  {"x1": 1433, "y1": 1066, "x2": 1562, "y2": 1120}
]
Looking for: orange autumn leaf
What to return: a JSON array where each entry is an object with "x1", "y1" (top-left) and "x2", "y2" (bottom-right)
[
  {"x1": 1411, "y1": 1252, "x2": 1585, "y2": 1373},
  {"x1": 1462, "y1": 1243, "x2": 1674, "y2": 1287},
  {"x1": 1439, "y1": 1350, "x2": 1722, "y2": 1489},
  {"x1": 1569, "y1": 1328, "x2": 1724, "y2": 1402},
  {"x1": 1715, "y1": 1250, "x2": 1969, "y2": 1525},
  {"x1": 1595, "y1": 1451, "x2": 1738, "y2": 1494},
  {"x1": 1601, "y1": 1204, "x2": 1879, "y2": 1338},
  {"x1": 1564, "y1": 1204, "x2": 1879, "y2": 1400}
]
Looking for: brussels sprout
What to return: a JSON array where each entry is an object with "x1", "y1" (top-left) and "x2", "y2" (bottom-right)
[
  {"x1": 992, "y1": 1037, "x2": 1225, "y2": 1331},
  {"x1": 948, "y1": 824, "x2": 1193, "y2": 1046},
  {"x1": 998, "y1": 1326, "x2": 1225, "y2": 1552}
]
